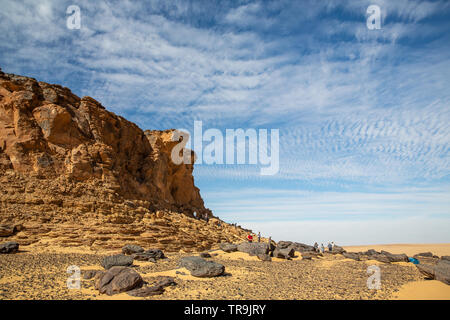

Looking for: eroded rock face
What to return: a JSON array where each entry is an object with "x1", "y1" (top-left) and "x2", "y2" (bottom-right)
[
  {"x1": 0, "y1": 71, "x2": 250, "y2": 251},
  {"x1": 0, "y1": 72, "x2": 207, "y2": 213}
]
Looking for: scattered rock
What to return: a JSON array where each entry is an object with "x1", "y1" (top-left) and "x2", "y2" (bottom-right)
[
  {"x1": 96, "y1": 266, "x2": 143, "y2": 295},
  {"x1": 131, "y1": 249, "x2": 165, "y2": 262},
  {"x1": 257, "y1": 253, "x2": 272, "y2": 261},
  {"x1": 441, "y1": 256, "x2": 450, "y2": 262},
  {"x1": 380, "y1": 251, "x2": 409, "y2": 262},
  {"x1": 83, "y1": 270, "x2": 102, "y2": 280},
  {"x1": 0, "y1": 225, "x2": 16, "y2": 237},
  {"x1": 122, "y1": 244, "x2": 144, "y2": 255},
  {"x1": 277, "y1": 241, "x2": 314, "y2": 252},
  {"x1": 343, "y1": 252, "x2": 361, "y2": 261},
  {"x1": 179, "y1": 256, "x2": 225, "y2": 277},
  {"x1": 413, "y1": 252, "x2": 433, "y2": 258},
  {"x1": 199, "y1": 252, "x2": 211, "y2": 258},
  {"x1": 101, "y1": 254, "x2": 134, "y2": 269},
  {"x1": 0, "y1": 241, "x2": 19, "y2": 254},
  {"x1": 237, "y1": 242, "x2": 269, "y2": 256},
  {"x1": 127, "y1": 285, "x2": 164, "y2": 297},
  {"x1": 219, "y1": 243, "x2": 238, "y2": 253},
  {"x1": 363, "y1": 249, "x2": 379, "y2": 256},
  {"x1": 369, "y1": 253, "x2": 391, "y2": 263},
  {"x1": 273, "y1": 247, "x2": 295, "y2": 259},
  {"x1": 330, "y1": 246, "x2": 346, "y2": 254}
]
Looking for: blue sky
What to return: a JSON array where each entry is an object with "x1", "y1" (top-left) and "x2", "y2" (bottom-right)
[{"x1": 1, "y1": 0, "x2": 449, "y2": 244}]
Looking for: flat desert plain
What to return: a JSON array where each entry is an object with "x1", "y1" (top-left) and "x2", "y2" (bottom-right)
[{"x1": 0, "y1": 243, "x2": 449, "y2": 300}]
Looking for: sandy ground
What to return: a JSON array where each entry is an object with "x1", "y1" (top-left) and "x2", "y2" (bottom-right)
[{"x1": 0, "y1": 244, "x2": 448, "y2": 300}]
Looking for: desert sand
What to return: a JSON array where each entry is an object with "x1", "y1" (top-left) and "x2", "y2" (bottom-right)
[
  {"x1": 344, "y1": 243, "x2": 450, "y2": 257},
  {"x1": 2, "y1": 243, "x2": 449, "y2": 300}
]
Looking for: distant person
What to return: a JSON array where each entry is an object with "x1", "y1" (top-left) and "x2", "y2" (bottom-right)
[
  {"x1": 257, "y1": 232, "x2": 261, "y2": 243},
  {"x1": 314, "y1": 242, "x2": 319, "y2": 252},
  {"x1": 328, "y1": 242, "x2": 332, "y2": 251},
  {"x1": 331, "y1": 242, "x2": 335, "y2": 250},
  {"x1": 320, "y1": 243, "x2": 325, "y2": 254}
]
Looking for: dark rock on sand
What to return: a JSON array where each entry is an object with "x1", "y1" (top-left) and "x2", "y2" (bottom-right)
[
  {"x1": 200, "y1": 252, "x2": 211, "y2": 258},
  {"x1": 273, "y1": 247, "x2": 295, "y2": 259},
  {"x1": 0, "y1": 225, "x2": 16, "y2": 237},
  {"x1": 416, "y1": 260, "x2": 450, "y2": 285},
  {"x1": 369, "y1": 253, "x2": 391, "y2": 263},
  {"x1": 127, "y1": 276, "x2": 176, "y2": 297},
  {"x1": 441, "y1": 256, "x2": 450, "y2": 262},
  {"x1": 179, "y1": 256, "x2": 225, "y2": 277},
  {"x1": 127, "y1": 285, "x2": 164, "y2": 297},
  {"x1": 330, "y1": 246, "x2": 346, "y2": 254},
  {"x1": 132, "y1": 248, "x2": 165, "y2": 262},
  {"x1": 96, "y1": 266, "x2": 143, "y2": 295},
  {"x1": 237, "y1": 242, "x2": 269, "y2": 256},
  {"x1": 413, "y1": 252, "x2": 433, "y2": 258},
  {"x1": 0, "y1": 241, "x2": 19, "y2": 254},
  {"x1": 122, "y1": 244, "x2": 145, "y2": 255},
  {"x1": 257, "y1": 253, "x2": 272, "y2": 261},
  {"x1": 380, "y1": 251, "x2": 409, "y2": 262},
  {"x1": 219, "y1": 243, "x2": 238, "y2": 253},
  {"x1": 83, "y1": 270, "x2": 103, "y2": 280},
  {"x1": 343, "y1": 252, "x2": 361, "y2": 261},
  {"x1": 101, "y1": 254, "x2": 134, "y2": 269},
  {"x1": 277, "y1": 241, "x2": 314, "y2": 253},
  {"x1": 363, "y1": 249, "x2": 379, "y2": 256}
]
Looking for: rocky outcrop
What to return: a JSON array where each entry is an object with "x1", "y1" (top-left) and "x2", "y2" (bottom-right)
[{"x1": 0, "y1": 71, "x2": 249, "y2": 251}]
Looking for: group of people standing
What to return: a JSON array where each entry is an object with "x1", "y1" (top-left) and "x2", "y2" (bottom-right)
[{"x1": 314, "y1": 242, "x2": 335, "y2": 253}]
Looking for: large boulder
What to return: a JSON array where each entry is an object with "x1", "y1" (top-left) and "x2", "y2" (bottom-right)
[
  {"x1": 122, "y1": 244, "x2": 144, "y2": 255},
  {"x1": 0, "y1": 241, "x2": 19, "y2": 254},
  {"x1": 219, "y1": 243, "x2": 238, "y2": 253},
  {"x1": 237, "y1": 242, "x2": 269, "y2": 256},
  {"x1": 101, "y1": 254, "x2": 134, "y2": 269},
  {"x1": 179, "y1": 256, "x2": 225, "y2": 278},
  {"x1": 95, "y1": 266, "x2": 143, "y2": 295},
  {"x1": 273, "y1": 247, "x2": 295, "y2": 259}
]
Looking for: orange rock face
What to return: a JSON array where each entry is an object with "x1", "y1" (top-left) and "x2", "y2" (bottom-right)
[{"x1": 0, "y1": 70, "x2": 248, "y2": 251}]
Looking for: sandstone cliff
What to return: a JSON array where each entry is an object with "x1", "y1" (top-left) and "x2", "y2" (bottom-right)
[{"x1": 0, "y1": 69, "x2": 248, "y2": 251}]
